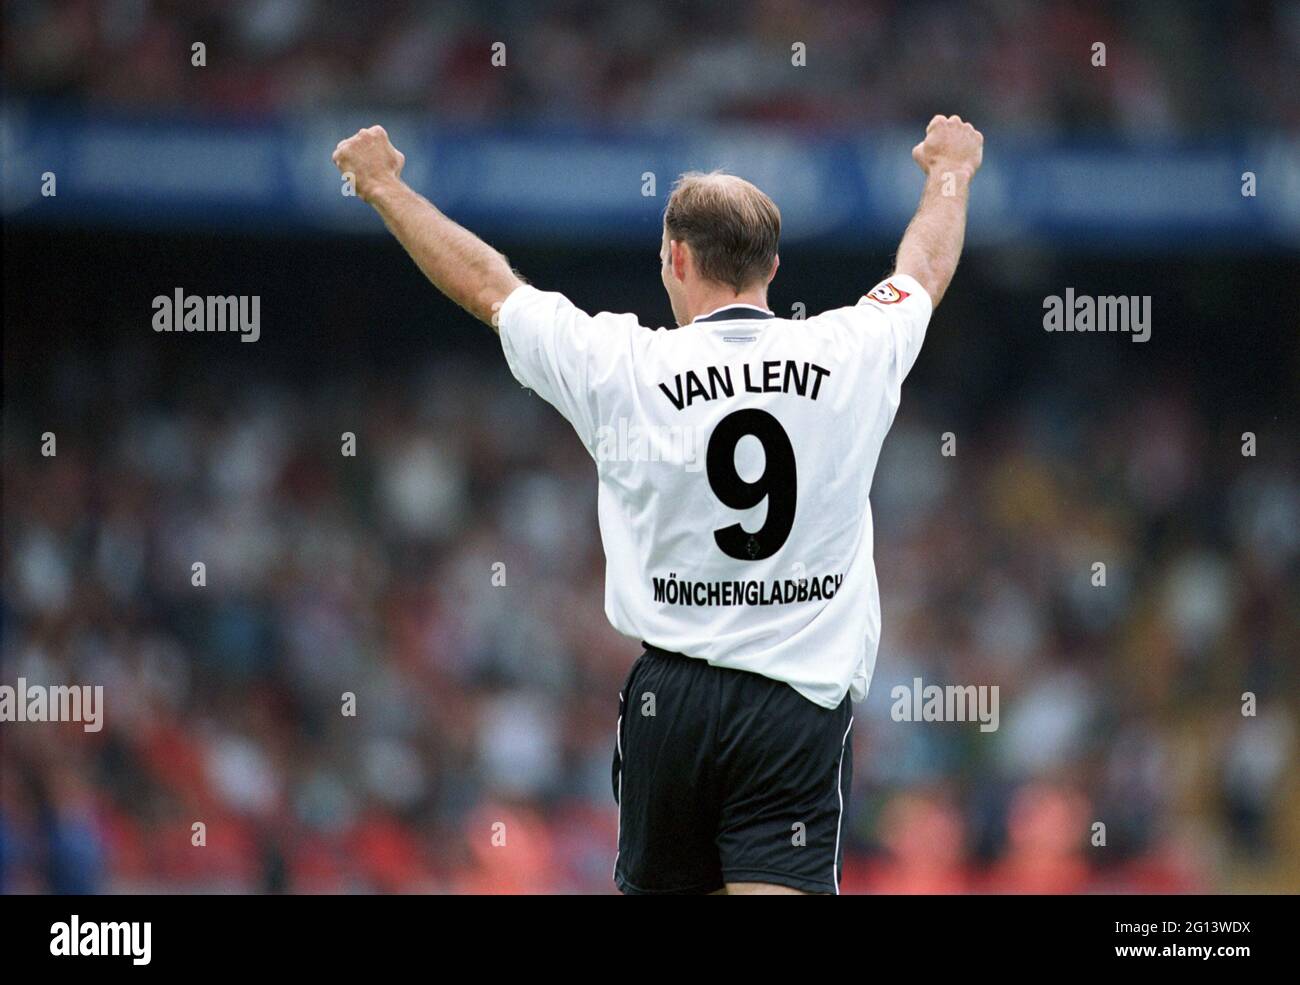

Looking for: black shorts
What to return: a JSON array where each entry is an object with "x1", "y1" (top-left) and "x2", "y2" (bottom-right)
[{"x1": 612, "y1": 644, "x2": 854, "y2": 895}]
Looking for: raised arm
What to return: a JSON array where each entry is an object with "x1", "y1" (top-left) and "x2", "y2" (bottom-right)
[
  {"x1": 893, "y1": 115, "x2": 984, "y2": 309},
  {"x1": 332, "y1": 126, "x2": 522, "y2": 330}
]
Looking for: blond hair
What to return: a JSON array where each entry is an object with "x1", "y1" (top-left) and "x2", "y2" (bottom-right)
[{"x1": 663, "y1": 171, "x2": 781, "y2": 292}]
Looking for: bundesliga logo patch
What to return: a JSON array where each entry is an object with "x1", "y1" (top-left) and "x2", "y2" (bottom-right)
[{"x1": 864, "y1": 281, "x2": 909, "y2": 304}]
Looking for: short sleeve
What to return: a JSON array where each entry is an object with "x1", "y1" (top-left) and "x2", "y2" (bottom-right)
[
  {"x1": 852, "y1": 273, "x2": 933, "y2": 380},
  {"x1": 497, "y1": 284, "x2": 638, "y2": 454}
]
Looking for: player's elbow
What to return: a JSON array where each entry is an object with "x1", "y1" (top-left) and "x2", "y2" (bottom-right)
[
  {"x1": 471, "y1": 289, "x2": 504, "y2": 329},
  {"x1": 897, "y1": 262, "x2": 949, "y2": 309},
  {"x1": 921, "y1": 273, "x2": 948, "y2": 309},
  {"x1": 473, "y1": 279, "x2": 522, "y2": 331}
]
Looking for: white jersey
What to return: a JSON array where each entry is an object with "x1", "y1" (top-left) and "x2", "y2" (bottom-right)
[{"x1": 498, "y1": 274, "x2": 932, "y2": 709}]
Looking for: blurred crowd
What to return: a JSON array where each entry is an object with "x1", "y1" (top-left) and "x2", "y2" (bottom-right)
[
  {"x1": 2, "y1": 0, "x2": 1298, "y2": 896},
  {"x1": 4, "y1": 0, "x2": 1297, "y2": 133},
  {"x1": 2, "y1": 343, "x2": 1296, "y2": 893}
]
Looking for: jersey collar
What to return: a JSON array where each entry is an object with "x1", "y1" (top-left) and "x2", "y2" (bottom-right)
[{"x1": 692, "y1": 303, "x2": 775, "y2": 324}]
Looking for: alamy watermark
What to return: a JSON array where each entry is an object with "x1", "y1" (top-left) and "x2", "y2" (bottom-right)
[
  {"x1": 152, "y1": 288, "x2": 260, "y2": 342},
  {"x1": 890, "y1": 677, "x2": 999, "y2": 732},
  {"x1": 0, "y1": 678, "x2": 103, "y2": 732},
  {"x1": 595, "y1": 419, "x2": 705, "y2": 471},
  {"x1": 50, "y1": 915, "x2": 150, "y2": 965},
  {"x1": 1043, "y1": 289, "x2": 1151, "y2": 342}
]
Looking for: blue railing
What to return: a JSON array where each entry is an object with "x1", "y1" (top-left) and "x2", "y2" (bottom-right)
[{"x1": 3, "y1": 103, "x2": 1296, "y2": 249}]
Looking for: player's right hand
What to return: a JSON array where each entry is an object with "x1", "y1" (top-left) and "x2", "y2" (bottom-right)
[
  {"x1": 332, "y1": 125, "x2": 406, "y2": 203},
  {"x1": 911, "y1": 115, "x2": 983, "y2": 180}
]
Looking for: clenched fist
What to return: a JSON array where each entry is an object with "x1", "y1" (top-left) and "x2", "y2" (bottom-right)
[
  {"x1": 332, "y1": 125, "x2": 406, "y2": 203},
  {"x1": 912, "y1": 115, "x2": 983, "y2": 180}
]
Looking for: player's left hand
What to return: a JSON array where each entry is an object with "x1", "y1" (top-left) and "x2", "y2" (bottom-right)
[
  {"x1": 332, "y1": 125, "x2": 406, "y2": 203},
  {"x1": 911, "y1": 115, "x2": 983, "y2": 180}
]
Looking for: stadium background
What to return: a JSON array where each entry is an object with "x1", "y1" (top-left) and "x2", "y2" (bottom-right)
[{"x1": 2, "y1": 0, "x2": 1297, "y2": 893}]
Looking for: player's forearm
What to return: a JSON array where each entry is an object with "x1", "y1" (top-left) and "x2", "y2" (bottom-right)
[
  {"x1": 893, "y1": 167, "x2": 971, "y2": 309},
  {"x1": 368, "y1": 179, "x2": 521, "y2": 329}
]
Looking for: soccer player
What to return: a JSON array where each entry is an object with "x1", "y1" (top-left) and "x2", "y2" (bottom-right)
[{"x1": 333, "y1": 114, "x2": 983, "y2": 895}]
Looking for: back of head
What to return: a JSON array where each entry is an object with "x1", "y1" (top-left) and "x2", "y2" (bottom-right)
[{"x1": 663, "y1": 172, "x2": 781, "y2": 292}]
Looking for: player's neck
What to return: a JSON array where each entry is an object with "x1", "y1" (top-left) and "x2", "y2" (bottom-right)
[{"x1": 686, "y1": 286, "x2": 771, "y2": 324}]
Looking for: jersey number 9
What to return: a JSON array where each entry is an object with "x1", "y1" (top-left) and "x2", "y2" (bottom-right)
[{"x1": 706, "y1": 409, "x2": 797, "y2": 561}]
